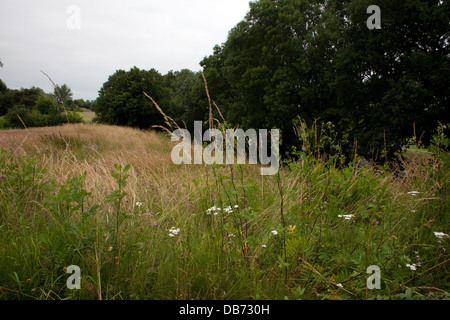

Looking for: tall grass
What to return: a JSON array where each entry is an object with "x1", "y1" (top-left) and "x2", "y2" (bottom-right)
[{"x1": 0, "y1": 122, "x2": 448, "y2": 300}]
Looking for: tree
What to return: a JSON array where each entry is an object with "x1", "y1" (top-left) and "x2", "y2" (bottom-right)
[
  {"x1": 35, "y1": 95, "x2": 58, "y2": 115},
  {"x1": 0, "y1": 86, "x2": 44, "y2": 116},
  {"x1": 200, "y1": 0, "x2": 450, "y2": 161},
  {"x1": 52, "y1": 84, "x2": 73, "y2": 107},
  {"x1": 4, "y1": 95, "x2": 67, "y2": 128},
  {"x1": 4, "y1": 105, "x2": 36, "y2": 128},
  {"x1": 72, "y1": 99, "x2": 92, "y2": 110},
  {"x1": 0, "y1": 79, "x2": 7, "y2": 93},
  {"x1": 94, "y1": 67, "x2": 170, "y2": 129},
  {"x1": 164, "y1": 69, "x2": 204, "y2": 130},
  {"x1": 201, "y1": 0, "x2": 334, "y2": 155}
]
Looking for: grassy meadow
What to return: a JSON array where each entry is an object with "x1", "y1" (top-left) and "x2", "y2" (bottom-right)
[{"x1": 0, "y1": 122, "x2": 448, "y2": 300}]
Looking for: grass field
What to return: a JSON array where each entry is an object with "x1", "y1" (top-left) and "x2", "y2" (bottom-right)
[
  {"x1": 0, "y1": 122, "x2": 448, "y2": 300},
  {"x1": 79, "y1": 108, "x2": 95, "y2": 123}
]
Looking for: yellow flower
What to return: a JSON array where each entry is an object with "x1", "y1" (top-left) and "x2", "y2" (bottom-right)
[{"x1": 288, "y1": 225, "x2": 296, "y2": 235}]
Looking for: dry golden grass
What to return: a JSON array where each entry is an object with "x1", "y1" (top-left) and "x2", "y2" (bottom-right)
[
  {"x1": 0, "y1": 124, "x2": 188, "y2": 202},
  {"x1": 0, "y1": 123, "x2": 262, "y2": 217}
]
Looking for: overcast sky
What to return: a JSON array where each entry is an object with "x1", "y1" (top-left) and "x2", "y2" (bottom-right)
[{"x1": 0, "y1": 0, "x2": 250, "y2": 101}]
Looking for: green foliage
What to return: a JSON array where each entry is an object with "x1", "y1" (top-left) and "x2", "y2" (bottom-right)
[
  {"x1": 34, "y1": 95, "x2": 59, "y2": 115},
  {"x1": 164, "y1": 69, "x2": 205, "y2": 131},
  {"x1": 44, "y1": 172, "x2": 98, "y2": 221},
  {"x1": 3, "y1": 104, "x2": 68, "y2": 128},
  {"x1": 106, "y1": 163, "x2": 131, "y2": 232},
  {"x1": 0, "y1": 87, "x2": 44, "y2": 116},
  {"x1": 0, "y1": 149, "x2": 47, "y2": 224},
  {"x1": 0, "y1": 135, "x2": 449, "y2": 299},
  {"x1": 0, "y1": 83, "x2": 82, "y2": 128},
  {"x1": 1, "y1": 91, "x2": 83, "y2": 128},
  {"x1": 0, "y1": 79, "x2": 7, "y2": 93},
  {"x1": 52, "y1": 84, "x2": 73, "y2": 108},
  {"x1": 200, "y1": 0, "x2": 450, "y2": 161},
  {"x1": 4, "y1": 105, "x2": 35, "y2": 128},
  {"x1": 94, "y1": 67, "x2": 170, "y2": 129},
  {"x1": 66, "y1": 111, "x2": 84, "y2": 124},
  {"x1": 72, "y1": 99, "x2": 93, "y2": 111}
]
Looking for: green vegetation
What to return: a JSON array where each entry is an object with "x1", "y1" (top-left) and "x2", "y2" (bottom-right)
[
  {"x1": 89, "y1": 0, "x2": 450, "y2": 162},
  {"x1": 0, "y1": 0, "x2": 448, "y2": 300},
  {"x1": 93, "y1": 67, "x2": 170, "y2": 128},
  {"x1": 0, "y1": 116, "x2": 6, "y2": 129},
  {"x1": 199, "y1": 0, "x2": 449, "y2": 160},
  {"x1": 0, "y1": 122, "x2": 448, "y2": 300},
  {"x1": 2, "y1": 0, "x2": 448, "y2": 161},
  {"x1": 0, "y1": 80, "x2": 91, "y2": 129}
]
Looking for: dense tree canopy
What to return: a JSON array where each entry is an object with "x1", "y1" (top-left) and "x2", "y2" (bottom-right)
[
  {"x1": 0, "y1": 83, "x2": 81, "y2": 128},
  {"x1": 93, "y1": 67, "x2": 212, "y2": 134},
  {"x1": 164, "y1": 69, "x2": 206, "y2": 132},
  {"x1": 35, "y1": 95, "x2": 59, "y2": 115},
  {"x1": 4, "y1": 1, "x2": 448, "y2": 162},
  {"x1": 94, "y1": 67, "x2": 171, "y2": 129},
  {"x1": 0, "y1": 87, "x2": 44, "y2": 116},
  {"x1": 200, "y1": 0, "x2": 450, "y2": 160},
  {"x1": 0, "y1": 79, "x2": 7, "y2": 93}
]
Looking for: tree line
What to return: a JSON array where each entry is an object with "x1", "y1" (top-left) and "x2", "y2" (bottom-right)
[
  {"x1": 2, "y1": 0, "x2": 449, "y2": 162},
  {"x1": 0, "y1": 77, "x2": 92, "y2": 128},
  {"x1": 93, "y1": 0, "x2": 449, "y2": 161}
]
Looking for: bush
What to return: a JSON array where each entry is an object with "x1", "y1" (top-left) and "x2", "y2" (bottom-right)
[
  {"x1": 4, "y1": 105, "x2": 35, "y2": 128},
  {"x1": 66, "y1": 111, "x2": 84, "y2": 124},
  {"x1": 3, "y1": 104, "x2": 72, "y2": 128},
  {"x1": 0, "y1": 116, "x2": 6, "y2": 129},
  {"x1": 35, "y1": 95, "x2": 59, "y2": 115}
]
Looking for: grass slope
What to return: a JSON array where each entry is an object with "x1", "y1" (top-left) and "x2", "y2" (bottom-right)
[{"x1": 0, "y1": 123, "x2": 448, "y2": 300}]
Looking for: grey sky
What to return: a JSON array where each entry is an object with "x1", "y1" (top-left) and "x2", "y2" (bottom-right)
[{"x1": 0, "y1": 0, "x2": 250, "y2": 101}]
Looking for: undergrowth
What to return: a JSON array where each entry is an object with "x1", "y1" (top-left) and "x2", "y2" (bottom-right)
[{"x1": 0, "y1": 123, "x2": 448, "y2": 300}]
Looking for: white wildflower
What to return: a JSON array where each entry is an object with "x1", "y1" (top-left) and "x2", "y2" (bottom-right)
[
  {"x1": 433, "y1": 232, "x2": 449, "y2": 239},
  {"x1": 223, "y1": 206, "x2": 233, "y2": 214},
  {"x1": 206, "y1": 206, "x2": 222, "y2": 216},
  {"x1": 169, "y1": 227, "x2": 180, "y2": 237},
  {"x1": 406, "y1": 263, "x2": 418, "y2": 271},
  {"x1": 271, "y1": 230, "x2": 278, "y2": 236},
  {"x1": 262, "y1": 244, "x2": 267, "y2": 248},
  {"x1": 336, "y1": 283, "x2": 343, "y2": 288},
  {"x1": 136, "y1": 201, "x2": 143, "y2": 207},
  {"x1": 338, "y1": 214, "x2": 355, "y2": 220},
  {"x1": 234, "y1": 205, "x2": 239, "y2": 209}
]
